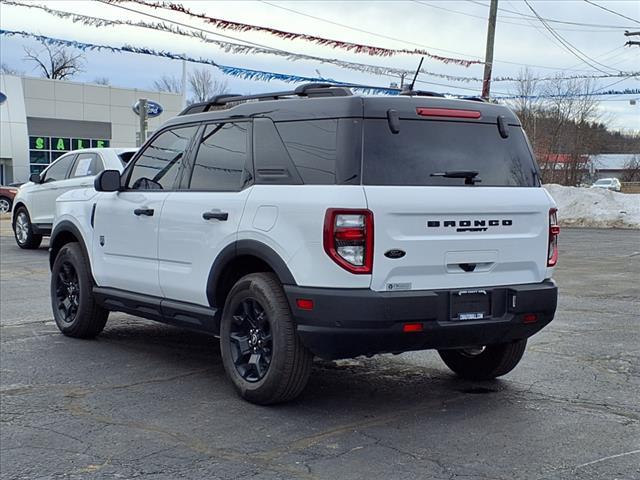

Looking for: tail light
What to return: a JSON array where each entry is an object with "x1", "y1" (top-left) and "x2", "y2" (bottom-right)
[
  {"x1": 547, "y1": 208, "x2": 560, "y2": 267},
  {"x1": 323, "y1": 209, "x2": 374, "y2": 274}
]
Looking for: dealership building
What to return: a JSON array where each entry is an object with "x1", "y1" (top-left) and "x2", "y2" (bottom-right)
[{"x1": 0, "y1": 74, "x2": 183, "y2": 184}]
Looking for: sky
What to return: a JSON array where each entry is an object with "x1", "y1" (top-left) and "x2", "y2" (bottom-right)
[{"x1": 0, "y1": 0, "x2": 639, "y2": 132}]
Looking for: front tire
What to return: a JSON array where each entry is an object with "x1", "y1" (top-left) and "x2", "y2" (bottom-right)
[
  {"x1": 13, "y1": 207, "x2": 42, "y2": 249},
  {"x1": 51, "y1": 242, "x2": 108, "y2": 338},
  {"x1": 438, "y1": 339, "x2": 527, "y2": 380},
  {"x1": 220, "y1": 273, "x2": 313, "y2": 405}
]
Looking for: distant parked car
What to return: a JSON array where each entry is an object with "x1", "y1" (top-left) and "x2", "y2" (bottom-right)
[
  {"x1": 591, "y1": 178, "x2": 621, "y2": 192},
  {"x1": 0, "y1": 185, "x2": 19, "y2": 213},
  {"x1": 12, "y1": 148, "x2": 137, "y2": 249}
]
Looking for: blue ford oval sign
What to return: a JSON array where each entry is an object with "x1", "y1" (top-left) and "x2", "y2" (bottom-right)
[
  {"x1": 132, "y1": 100, "x2": 163, "y2": 118},
  {"x1": 0, "y1": 92, "x2": 6, "y2": 105}
]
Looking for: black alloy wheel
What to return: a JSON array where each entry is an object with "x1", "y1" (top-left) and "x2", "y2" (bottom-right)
[
  {"x1": 229, "y1": 298, "x2": 273, "y2": 382},
  {"x1": 54, "y1": 261, "x2": 80, "y2": 324}
]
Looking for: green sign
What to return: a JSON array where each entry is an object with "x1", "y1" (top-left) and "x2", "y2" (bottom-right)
[{"x1": 29, "y1": 136, "x2": 49, "y2": 150}]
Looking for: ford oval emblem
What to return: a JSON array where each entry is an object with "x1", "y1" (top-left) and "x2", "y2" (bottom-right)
[
  {"x1": 132, "y1": 100, "x2": 164, "y2": 118},
  {"x1": 384, "y1": 249, "x2": 406, "y2": 259}
]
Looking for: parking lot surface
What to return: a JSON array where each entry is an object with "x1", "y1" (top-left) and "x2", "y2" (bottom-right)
[{"x1": 1, "y1": 226, "x2": 639, "y2": 480}]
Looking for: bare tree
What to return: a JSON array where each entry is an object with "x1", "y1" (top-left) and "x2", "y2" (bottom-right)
[
  {"x1": 23, "y1": 41, "x2": 84, "y2": 80},
  {"x1": 153, "y1": 75, "x2": 182, "y2": 93},
  {"x1": 1, "y1": 63, "x2": 21, "y2": 75},
  {"x1": 188, "y1": 68, "x2": 228, "y2": 104},
  {"x1": 621, "y1": 155, "x2": 640, "y2": 182},
  {"x1": 92, "y1": 77, "x2": 110, "y2": 85}
]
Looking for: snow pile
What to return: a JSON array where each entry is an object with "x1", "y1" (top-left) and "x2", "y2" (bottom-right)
[{"x1": 544, "y1": 184, "x2": 640, "y2": 229}]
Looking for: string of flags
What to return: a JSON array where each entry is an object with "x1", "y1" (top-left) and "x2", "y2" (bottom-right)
[
  {"x1": 1, "y1": 29, "x2": 638, "y2": 99},
  {"x1": 4, "y1": 1, "x2": 638, "y2": 85}
]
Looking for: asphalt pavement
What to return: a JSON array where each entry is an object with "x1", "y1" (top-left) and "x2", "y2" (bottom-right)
[{"x1": 1, "y1": 224, "x2": 639, "y2": 480}]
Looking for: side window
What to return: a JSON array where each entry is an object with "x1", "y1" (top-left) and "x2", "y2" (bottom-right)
[
  {"x1": 70, "y1": 153, "x2": 103, "y2": 178},
  {"x1": 275, "y1": 120, "x2": 337, "y2": 184},
  {"x1": 127, "y1": 126, "x2": 198, "y2": 190},
  {"x1": 189, "y1": 122, "x2": 249, "y2": 191},
  {"x1": 42, "y1": 154, "x2": 76, "y2": 183}
]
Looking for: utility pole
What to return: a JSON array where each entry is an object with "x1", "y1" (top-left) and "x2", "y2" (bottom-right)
[
  {"x1": 481, "y1": 0, "x2": 499, "y2": 100},
  {"x1": 137, "y1": 98, "x2": 148, "y2": 147},
  {"x1": 181, "y1": 59, "x2": 188, "y2": 107}
]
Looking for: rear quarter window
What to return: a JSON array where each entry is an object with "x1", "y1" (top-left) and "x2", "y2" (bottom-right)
[{"x1": 363, "y1": 119, "x2": 538, "y2": 187}]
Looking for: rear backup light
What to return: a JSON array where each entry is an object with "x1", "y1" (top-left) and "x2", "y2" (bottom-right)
[
  {"x1": 323, "y1": 209, "x2": 374, "y2": 274},
  {"x1": 403, "y1": 322, "x2": 424, "y2": 333},
  {"x1": 416, "y1": 107, "x2": 482, "y2": 119},
  {"x1": 548, "y1": 208, "x2": 560, "y2": 267}
]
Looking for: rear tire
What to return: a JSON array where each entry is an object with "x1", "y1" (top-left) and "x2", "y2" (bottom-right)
[
  {"x1": 13, "y1": 207, "x2": 42, "y2": 249},
  {"x1": 51, "y1": 242, "x2": 108, "y2": 338},
  {"x1": 0, "y1": 196, "x2": 12, "y2": 214},
  {"x1": 438, "y1": 339, "x2": 527, "y2": 380},
  {"x1": 220, "y1": 273, "x2": 313, "y2": 405}
]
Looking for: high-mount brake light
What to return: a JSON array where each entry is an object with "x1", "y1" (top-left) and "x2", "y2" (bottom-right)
[
  {"x1": 547, "y1": 208, "x2": 560, "y2": 267},
  {"x1": 323, "y1": 209, "x2": 374, "y2": 274},
  {"x1": 416, "y1": 107, "x2": 482, "y2": 119}
]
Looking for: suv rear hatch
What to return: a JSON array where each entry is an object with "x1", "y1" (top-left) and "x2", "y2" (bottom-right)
[{"x1": 362, "y1": 101, "x2": 554, "y2": 292}]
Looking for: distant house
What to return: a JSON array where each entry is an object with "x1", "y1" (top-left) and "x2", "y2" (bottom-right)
[
  {"x1": 537, "y1": 153, "x2": 638, "y2": 182},
  {"x1": 589, "y1": 154, "x2": 638, "y2": 180}
]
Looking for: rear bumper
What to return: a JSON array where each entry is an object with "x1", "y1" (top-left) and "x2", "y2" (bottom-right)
[{"x1": 284, "y1": 280, "x2": 557, "y2": 360}]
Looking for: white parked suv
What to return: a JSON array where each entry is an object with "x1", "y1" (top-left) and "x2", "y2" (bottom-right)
[
  {"x1": 12, "y1": 148, "x2": 137, "y2": 249},
  {"x1": 48, "y1": 84, "x2": 559, "y2": 404},
  {"x1": 590, "y1": 177, "x2": 621, "y2": 192}
]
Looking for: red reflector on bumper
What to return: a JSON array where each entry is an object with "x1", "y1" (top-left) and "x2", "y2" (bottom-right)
[
  {"x1": 296, "y1": 298, "x2": 314, "y2": 310},
  {"x1": 522, "y1": 313, "x2": 538, "y2": 324},
  {"x1": 403, "y1": 322, "x2": 424, "y2": 333}
]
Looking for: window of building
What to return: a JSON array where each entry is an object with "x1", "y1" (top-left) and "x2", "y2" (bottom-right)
[{"x1": 28, "y1": 136, "x2": 110, "y2": 174}]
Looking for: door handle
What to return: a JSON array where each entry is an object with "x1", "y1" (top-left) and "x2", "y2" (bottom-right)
[
  {"x1": 134, "y1": 208, "x2": 154, "y2": 216},
  {"x1": 202, "y1": 210, "x2": 228, "y2": 221}
]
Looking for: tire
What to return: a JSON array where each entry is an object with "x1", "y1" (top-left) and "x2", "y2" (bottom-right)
[
  {"x1": 220, "y1": 273, "x2": 313, "y2": 405},
  {"x1": 438, "y1": 339, "x2": 527, "y2": 380},
  {"x1": 0, "y1": 196, "x2": 12, "y2": 214},
  {"x1": 51, "y1": 242, "x2": 108, "y2": 338},
  {"x1": 13, "y1": 207, "x2": 42, "y2": 249}
]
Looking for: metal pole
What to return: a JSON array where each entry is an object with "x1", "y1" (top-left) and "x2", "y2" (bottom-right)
[
  {"x1": 138, "y1": 98, "x2": 148, "y2": 147},
  {"x1": 181, "y1": 59, "x2": 188, "y2": 107},
  {"x1": 481, "y1": 0, "x2": 499, "y2": 100}
]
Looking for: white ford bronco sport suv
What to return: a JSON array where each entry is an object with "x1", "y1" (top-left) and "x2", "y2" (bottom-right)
[{"x1": 49, "y1": 84, "x2": 559, "y2": 405}]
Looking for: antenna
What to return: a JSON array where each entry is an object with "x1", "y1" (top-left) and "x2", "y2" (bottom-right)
[{"x1": 407, "y1": 57, "x2": 424, "y2": 93}]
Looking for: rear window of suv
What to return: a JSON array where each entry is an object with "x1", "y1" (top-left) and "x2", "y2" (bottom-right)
[{"x1": 362, "y1": 119, "x2": 539, "y2": 187}]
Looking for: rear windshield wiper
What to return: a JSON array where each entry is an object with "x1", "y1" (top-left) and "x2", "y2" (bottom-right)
[{"x1": 430, "y1": 170, "x2": 481, "y2": 185}]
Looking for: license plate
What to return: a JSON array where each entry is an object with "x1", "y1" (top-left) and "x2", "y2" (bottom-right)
[{"x1": 451, "y1": 290, "x2": 491, "y2": 321}]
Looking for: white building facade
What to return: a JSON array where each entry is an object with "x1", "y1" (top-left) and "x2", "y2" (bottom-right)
[{"x1": 0, "y1": 74, "x2": 183, "y2": 184}]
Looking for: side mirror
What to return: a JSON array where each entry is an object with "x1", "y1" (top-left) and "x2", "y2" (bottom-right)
[
  {"x1": 29, "y1": 173, "x2": 42, "y2": 184},
  {"x1": 94, "y1": 169, "x2": 121, "y2": 192}
]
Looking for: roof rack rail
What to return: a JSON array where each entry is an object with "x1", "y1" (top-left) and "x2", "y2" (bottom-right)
[
  {"x1": 398, "y1": 89, "x2": 446, "y2": 98},
  {"x1": 177, "y1": 83, "x2": 353, "y2": 116},
  {"x1": 460, "y1": 96, "x2": 487, "y2": 103}
]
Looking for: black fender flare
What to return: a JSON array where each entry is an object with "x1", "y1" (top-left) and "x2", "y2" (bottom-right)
[
  {"x1": 49, "y1": 220, "x2": 91, "y2": 271},
  {"x1": 206, "y1": 239, "x2": 296, "y2": 308}
]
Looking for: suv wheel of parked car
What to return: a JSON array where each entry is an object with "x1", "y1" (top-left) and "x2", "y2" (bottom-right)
[
  {"x1": 0, "y1": 196, "x2": 12, "y2": 214},
  {"x1": 438, "y1": 339, "x2": 528, "y2": 381},
  {"x1": 220, "y1": 273, "x2": 313, "y2": 405},
  {"x1": 13, "y1": 207, "x2": 42, "y2": 249},
  {"x1": 51, "y1": 243, "x2": 108, "y2": 338}
]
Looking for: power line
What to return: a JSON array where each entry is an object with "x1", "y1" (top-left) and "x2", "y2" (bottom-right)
[
  {"x1": 467, "y1": 0, "x2": 636, "y2": 28},
  {"x1": 260, "y1": 0, "x2": 619, "y2": 73},
  {"x1": 582, "y1": 0, "x2": 640, "y2": 25},
  {"x1": 523, "y1": 0, "x2": 617, "y2": 74}
]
